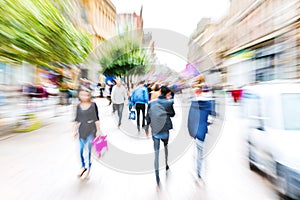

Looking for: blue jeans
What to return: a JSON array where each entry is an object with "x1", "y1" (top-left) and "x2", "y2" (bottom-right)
[
  {"x1": 153, "y1": 134, "x2": 169, "y2": 178},
  {"x1": 196, "y1": 139, "x2": 204, "y2": 177},
  {"x1": 79, "y1": 134, "x2": 94, "y2": 169}
]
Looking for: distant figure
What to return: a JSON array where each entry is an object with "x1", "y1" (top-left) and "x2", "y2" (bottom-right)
[
  {"x1": 146, "y1": 86, "x2": 175, "y2": 185},
  {"x1": 131, "y1": 81, "x2": 149, "y2": 132},
  {"x1": 106, "y1": 79, "x2": 116, "y2": 106},
  {"x1": 73, "y1": 89, "x2": 100, "y2": 179},
  {"x1": 111, "y1": 79, "x2": 127, "y2": 127}
]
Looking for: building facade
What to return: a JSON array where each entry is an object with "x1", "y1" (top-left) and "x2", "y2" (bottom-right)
[
  {"x1": 117, "y1": 7, "x2": 143, "y2": 34},
  {"x1": 77, "y1": 0, "x2": 117, "y2": 82},
  {"x1": 188, "y1": 0, "x2": 300, "y2": 88}
]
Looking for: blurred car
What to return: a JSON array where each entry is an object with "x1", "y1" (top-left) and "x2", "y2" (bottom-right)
[{"x1": 242, "y1": 80, "x2": 300, "y2": 199}]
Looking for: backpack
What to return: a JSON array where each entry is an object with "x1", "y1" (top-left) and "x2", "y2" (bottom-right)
[{"x1": 148, "y1": 100, "x2": 169, "y2": 134}]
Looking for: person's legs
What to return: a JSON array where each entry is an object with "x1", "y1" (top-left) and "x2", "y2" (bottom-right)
[
  {"x1": 114, "y1": 104, "x2": 119, "y2": 125},
  {"x1": 141, "y1": 104, "x2": 146, "y2": 127},
  {"x1": 84, "y1": 134, "x2": 94, "y2": 178},
  {"x1": 79, "y1": 138, "x2": 86, "y2": 168},
  {"x1": 196, "y1": 139, "x2": 204, "y2": 178},
  {"x1": 136, "y1": 103, "x2": 141, "y2": 130},
  {"x1": 112, "y1": 103, "x2": 116, "y2": 113},
  {"x1": 162, "y1": 138, "x2": 169, "y2": 170},
  {"x1": 86, "y1": 135, "x2": 94, "y2": 168},
  {"x1": 153, "y1": 136, "x2": 160, "y2": 184},
  {"x1": 118, "y1": 103, "x2": 124, "y2": 126},
  {"x1": 107, "y1": 96, "x2": 112, "y2": 105},
  {"x1": 78, "y1": 137, "x2": 88, "y2": 177}
]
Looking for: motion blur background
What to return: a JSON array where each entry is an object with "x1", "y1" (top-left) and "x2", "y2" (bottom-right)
[{"x1": 0, "y1": 0, "x2": 299, "y2": 199}]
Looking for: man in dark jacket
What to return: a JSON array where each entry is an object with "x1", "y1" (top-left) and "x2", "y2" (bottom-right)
[{"x1": 146, "y1": 85, "x2": 175, "y2": 185}]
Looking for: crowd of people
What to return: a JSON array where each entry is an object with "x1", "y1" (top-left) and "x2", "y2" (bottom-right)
[{"x1": 73, "y1": 76, "x2": 216, "y2": 186}]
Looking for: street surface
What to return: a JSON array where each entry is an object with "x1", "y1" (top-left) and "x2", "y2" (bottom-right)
[{"x1": 0, "y1": 96, "x2": 280, "y2": 200}]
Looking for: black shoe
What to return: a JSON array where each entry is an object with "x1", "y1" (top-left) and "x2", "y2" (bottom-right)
[
  {"x1": 166, "y1": 165, "x2": 169, "y2": 171},
  {"x1": 197, "y1": 174, "x2": 202, "y2": 179},
  {"x1": 78, "y1": 168, "x2": 87, "y2": 178},
  {"x1": 137, "y1": 127, "x2": 140, "y2": 132}
]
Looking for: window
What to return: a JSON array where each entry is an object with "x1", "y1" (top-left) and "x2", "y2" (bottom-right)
[{"x1": 282, "y1": 93, "x2": 300, "y2": 130}]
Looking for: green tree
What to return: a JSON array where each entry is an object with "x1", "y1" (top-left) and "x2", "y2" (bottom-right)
[
  {"x1": 0, "y1": 0, "x2": 92, "y2": 68},
  {"x1": 98, "y1": 32, "x2": 152, "y2": 77}
]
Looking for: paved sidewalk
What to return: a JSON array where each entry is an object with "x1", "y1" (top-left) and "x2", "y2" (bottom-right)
[
  {"x1": 0, "y1": 103, "x2": 74, "y2": 140},
  {"x1": 0, "y1": 97, "x2": 278, "y2": 200}
]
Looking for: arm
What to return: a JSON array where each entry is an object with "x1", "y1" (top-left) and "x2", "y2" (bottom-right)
[
  {"x1": 111, "y1": 86, "x2": 116, "y2": 103},
  {"x1": 168, "y1": 103, "x2": 175, "y2": 117},
  {"x1": 131, "y1": 90, "x2": 136, "y2": 105},
  {"x1": 144, "y1": 88, "x2": 149, "y2": 104},
  {"x1": 72, "y1": 121, "x2": 79, "y2": 138},
  {"x1": 124, "y1": 87, "x2": 128, "y2": 102},
  {"x1": 146, "y1": 104, "x2": 151, "y2": 125},
  {"x1": 145, "y1": 104, "x2": 151, "y2": 136},
  {"x1": 73, "y1": 105, "x2": 79, "y2": 138},
  {"x1": 94, "y1": 103, "x2": 101, "y2": 135}
]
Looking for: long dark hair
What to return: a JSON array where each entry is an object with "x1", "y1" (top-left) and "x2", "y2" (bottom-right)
[{"x1": 160, "y1": 85, "x2": 171, "y2": 97}]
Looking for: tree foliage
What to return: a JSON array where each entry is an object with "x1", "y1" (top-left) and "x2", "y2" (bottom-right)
[
  {"x1": 98, "y1": 32, "x2": 152, "y2": 76},
  {"x1": 0, "y1": 0, "x2": 92, "y2": 67}
]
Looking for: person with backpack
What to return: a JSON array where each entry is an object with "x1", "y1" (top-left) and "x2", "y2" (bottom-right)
[
  {"x1": 145, "y1": 85, "x2": 175, "y2": 185},
  {"x1": 131, "y1": 81, "x2": 149, "y2": 132}
]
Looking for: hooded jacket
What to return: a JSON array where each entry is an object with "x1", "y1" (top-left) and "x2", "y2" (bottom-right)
[
  {"x1": 146, "y1": 95, "x2": 175, "y2": 135},
  {"x1": 131, "y1": 85, "x2": 149, "y2": 105}
]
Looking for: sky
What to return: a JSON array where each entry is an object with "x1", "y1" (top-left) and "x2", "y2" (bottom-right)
[
  {"x1": 111, "y1": 0, "x2": 230, "y2": 37},
  {"x1": 110, "y1": 0, "x2": 231, "y2": 72}
]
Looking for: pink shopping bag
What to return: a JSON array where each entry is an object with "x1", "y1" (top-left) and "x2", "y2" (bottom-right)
[{"x1": 92, "y1": 135, "x2": 108, "y2": 158}]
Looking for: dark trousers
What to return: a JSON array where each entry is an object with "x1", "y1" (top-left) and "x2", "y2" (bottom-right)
[{"x1": 136, "y1": 103, "x2": 146, "y2": 127}]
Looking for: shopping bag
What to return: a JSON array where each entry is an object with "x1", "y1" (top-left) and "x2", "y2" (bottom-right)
[
  {"x1": 129, "y1": 109, "x2": 136, "y2": 120},
  {"x1": 92, "y1": 135, "x2": 108, "y2": 158}
]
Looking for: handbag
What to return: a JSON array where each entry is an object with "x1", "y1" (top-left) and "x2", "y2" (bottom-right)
[
  {"x1": 92, "y1": 135, "x2": 108, "y2": 158},
  {"x1": 129, "y1": 109, "x2": 136, "y2": 120}
]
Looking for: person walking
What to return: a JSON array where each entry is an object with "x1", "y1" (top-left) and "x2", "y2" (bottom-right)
[
  {"x1": 145, "y1": 86, "x2": 175, "y2": 185},
  {"x1": 107, "y1": 79, "x2": 116, "y2": 106},
  {"x1": 149, "y1": 83, "x2": 160, "y2": 102},
  {"x1": 187, "y1": 85, "x2": 215, "y2": 181},
  {"x1": 131, "y1": 81, "x2": 149, "y2": 132},
  {"x1": 111, "y1": 79, "x2": 127, "y2": 127},
  {"x1": 72, "y1": 89, "x2": 100, "y2": 179}
]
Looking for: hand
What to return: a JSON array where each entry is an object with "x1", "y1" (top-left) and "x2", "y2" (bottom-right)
[
  {"x1": 73, "y1": 132, "x2": 78, "y2": 139},
  {"x1": 96, "y1": 130, "x2": 102, "y2": 137}
]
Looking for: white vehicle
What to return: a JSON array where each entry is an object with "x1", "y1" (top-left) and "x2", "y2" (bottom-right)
[{"x1": 242, "y1": 80, "x2": 300, "y2": 199}]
